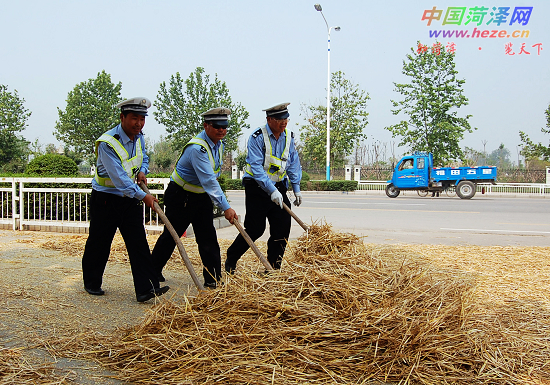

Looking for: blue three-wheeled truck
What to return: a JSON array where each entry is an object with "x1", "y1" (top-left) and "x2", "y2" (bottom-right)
[{"x1": 386, "y1": 152, "x2": 497, "y2": 199}]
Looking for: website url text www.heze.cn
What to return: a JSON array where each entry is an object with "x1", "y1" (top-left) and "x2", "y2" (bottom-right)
[{"x1": 429, "y1": 28, "x2": 529, "y2": 39}]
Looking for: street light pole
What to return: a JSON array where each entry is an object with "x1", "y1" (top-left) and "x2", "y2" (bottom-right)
[{"x1": 314, "y1": 4, "x2": 340, "y2": 181}]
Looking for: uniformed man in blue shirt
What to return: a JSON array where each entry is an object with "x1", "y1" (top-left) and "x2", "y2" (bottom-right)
[
  {"x1": 225, "y1": 102, "x2": 302, "y2": 273},
  {"x1": 151, "y1": 107, "x2": 238, "y2": 289},
  {"x1": 82, "y1": 97, "x2": 170, "y2": 302}
]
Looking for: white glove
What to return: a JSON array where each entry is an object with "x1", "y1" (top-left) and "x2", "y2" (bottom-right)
[
  {"x1": 293, "y1": 191, "x2": 302, "y2": 207},
  {"x1": 270, "y1": 189, "x2": 283, "y2": 209}
]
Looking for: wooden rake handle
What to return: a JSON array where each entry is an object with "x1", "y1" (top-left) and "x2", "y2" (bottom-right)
[
  {"x1": 233, "y1": 218, "x2": 273, "y2": 271},
  {"x1": 283, "y1": 202, "x2": 309, "y2": 231},
  {"x1": 140, "y1": 182, "x2": 205, "y2": 291}
]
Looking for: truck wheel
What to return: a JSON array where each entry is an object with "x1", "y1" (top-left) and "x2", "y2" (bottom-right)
[
  {"x1": 445, "y1": 186, "x2": 457, "y2": 197},
  {"x1": 417, "y1": 190, "x2": 429, "y2": 197},
  {"x1": 456, "y1": 181, "x2": 476, "y2": 199},
  {"x1": 385, "y1": 184, "x2": 400, "y2": 198}
]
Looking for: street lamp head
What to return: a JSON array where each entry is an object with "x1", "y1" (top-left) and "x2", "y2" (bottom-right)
[
  {"x1": 314, "y1": 4, "x2": 322, "y2": 11},
  {"x1": 334, "y1": 26, "x2": 341, "y2": 31}
]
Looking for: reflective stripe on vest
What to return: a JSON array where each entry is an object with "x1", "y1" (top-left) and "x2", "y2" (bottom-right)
[
  {"x1": 245, "y1": 126, "x2": 290, "y2": 182},
  {"x1": 94, "y1": 134, "x2": 143, "y2": 188},
  {"x1": 171, "y1": 137, "x2": 224, "y2": 194}
]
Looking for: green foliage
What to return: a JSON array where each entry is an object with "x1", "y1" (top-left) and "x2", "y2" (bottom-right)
[
  {"x1": 217, "y1": 174, "x2": 228, "y2": 193},
  {"x1": 301, "y1": 180, "x2": 357, "y2": 191},
  {"x1": 462, "y1": 146, "x2": 484, "y2": 167},
  {"x1": 300, "y1": 71, "x2": 370, "y2": 170},
  {"x1": 63, "y1": 147, "x2": 84, "y2": 166},
  {"x1": 25, "y1": 154, "x2": 78, "y2": 176},
  {"x1": 225, "y1": 178, "x2": 245, "y2": 190},
  {"x1": 45, "y1": 143, "x2": 58, "y2": 154},
  {"x1": 150, "y1": 136, "x2": 178, "y2": 172},
  {"x1": 154, "y1": 67, "x2": 249, "y2": 154},
  {"x1": 27, "y1": 139, "x2": 45, "y2": 160},
  {"x1": 234, "y1": 151, "x2": 247, "y2": 171},
  {"x1": 524, "y1": 157, "x2": 550, "y2": 170},
  {"x1": 147, "y1": 172, "x2": 172, "y2": 178},
  {"x1": 301, "y1": 171, "x2": 310, "y2": 182},
  {"x1": 0, "y1": 159, "x2": 27, "y2": 174},
  {"x1": 0, "y1": 84, "x2": 31, "y2": 166},
  {"x1": 486, "y1": 143, "x2": 513, "y2": 168},
  {"x1": 224, "y1": 177, "x2": 356, "y2": 191},
  {"x1": 386, "y1": 42, "x2": 474, "y2": 166},
  {"x1": 54, "y1": 70, "x2": 123, "y2": 160},
  {"x1": 519, "y1": 104, "x2": 550, "y2": 161}
]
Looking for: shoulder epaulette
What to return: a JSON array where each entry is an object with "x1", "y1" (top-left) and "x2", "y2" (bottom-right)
[
  {"x1": 113, "y1": 134, "x2": 120, "y2": 140},
  {"x1": 291, "y1": 131, "x2": 294, "y2": 138},
  {"x1": 252, "y1": 129, "x2": 262, "y2": 138},
  {"x1": 200, "y1": 147, "x2": 207, "y2": 153}
]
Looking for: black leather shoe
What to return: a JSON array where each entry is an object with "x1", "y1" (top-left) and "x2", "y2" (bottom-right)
[
  {"x1": 157, "y1": 273, "x2": 166, "y2": 282},
  {"x1": 204, "y1": 282, "x2": 217, "y2": 289},
  {"x1": 85, "y1": 287, "x2": 105, "y2": 296},
  {"x1": 224, "y1": 262, "x2": 236, "y2": 274},
  {"x1": 137, "y1": 286, "x2": 170, "y2": 302}
]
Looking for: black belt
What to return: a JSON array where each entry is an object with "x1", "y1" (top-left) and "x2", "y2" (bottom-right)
[
  {"x1": 92, "y1": 189, "x2": 139, "y2": 204},
  {"x1": 243, "y1": 178, "x2": 286, "y2": 188}
]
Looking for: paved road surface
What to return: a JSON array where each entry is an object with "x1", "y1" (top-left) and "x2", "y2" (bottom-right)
[{"x1": 215, "y1": 190, "x2": 550, "y2": 247}]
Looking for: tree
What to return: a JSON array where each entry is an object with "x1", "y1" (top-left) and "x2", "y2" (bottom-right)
[
  {"x1": 386, "y1": 41, "x2": 474, "y2": 166},
  {"x1": 149, "y1": 136, "x2": 178, "y2": 173},
  {"x1": 299, "y1": 71, "x2": 370, "y2": 170},
  {"x1": 154, "y1": 67, "x2": 249, "y2": 155},
  {"x1": 54, "y1": 70, "x2": 122, "y2": 160},
  {"x1": 235, "y1": 151, "x2": 248, "y2": 171},
  {"x1": 519, "y1": 104, "x2": 550, "y2": 160},
  {"x1": 45, "y1": 143, "x2": 58, "y2": 154},
  {"x1": 462, "y1": 146, "x2": 484, "y2": 167},
  {"x1": 486, "y1": 143, "x2": 513, "y2": 169},
  {"x1": 0, "y1": 84, "x2": 31, "y2": 166}
]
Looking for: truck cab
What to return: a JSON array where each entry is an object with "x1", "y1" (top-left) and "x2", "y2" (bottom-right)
[{"x1": 391, "y1": 153, "x2": 431, "y2": 190}]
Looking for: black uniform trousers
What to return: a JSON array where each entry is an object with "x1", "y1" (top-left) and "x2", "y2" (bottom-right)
[
  {"x1": 151, "y1": 181, "x2": 221, "y2": 286},
  {"x1": 82, "y1": 189, "x2": 159, "y2": 297},
  {"x1": 226, "y1": 179, "x2": 291, "y2": 270}
]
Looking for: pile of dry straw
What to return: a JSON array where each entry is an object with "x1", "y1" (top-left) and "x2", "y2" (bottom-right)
[
  {"x1": 52, "y1": 224, "x2": 549, "y2": 384},
  {"x1": 0, "y1": 347, "x2": 72, "y2": 384}
]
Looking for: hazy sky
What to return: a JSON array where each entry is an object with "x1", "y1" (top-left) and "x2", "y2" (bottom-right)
[{"x1": 1, "y1": 0, "x2": 548, "y2": 164}]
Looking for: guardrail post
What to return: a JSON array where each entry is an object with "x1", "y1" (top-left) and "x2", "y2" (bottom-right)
[
  {"x1": 11, "y1": 178, "x2": 17, "y2": 231},
  {"x1": 18, "y1": 180, "x2": 24, "y2": 230}
]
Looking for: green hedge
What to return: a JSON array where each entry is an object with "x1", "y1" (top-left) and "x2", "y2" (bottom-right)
[
  {"x1": 224, "y1": 178, "x2": 245, "y2": 190},
  {"x1": 301, "y1": 180, "x2": 358, "y2": 191},
  {"x1": 25, "y1": 154, "x2": 78, "y2": 176},
  {"x1": 223, "y1": 179, "x2": 358, "y2": 192}
]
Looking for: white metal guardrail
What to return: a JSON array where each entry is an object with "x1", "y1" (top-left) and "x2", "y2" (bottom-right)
[
  {"x1": 356, "y1": 181, "x2": 387, "y2": 191},
  {"x1": 0, "y1": 177, "x2": 170, "y2": 232},
  {"x1": 1, "y1": 178, "x2": 549, "y2": 233}
]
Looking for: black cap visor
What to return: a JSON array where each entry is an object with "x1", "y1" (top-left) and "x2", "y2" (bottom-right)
[
  {"x1": 268, "y1": 111, "x2": 290, "y2": 120},
  {"x1": 121, "y1": 104, "x2": 148, "y2": 116}
]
